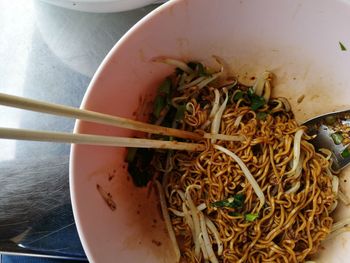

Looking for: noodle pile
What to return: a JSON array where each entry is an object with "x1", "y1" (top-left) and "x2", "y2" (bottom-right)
[{"x1": 129, "y1": 59, "x2": 348, "y2": 262}]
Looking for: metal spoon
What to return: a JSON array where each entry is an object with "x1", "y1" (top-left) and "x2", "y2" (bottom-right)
[{"x1": 303, "y1": 109, "x2": 350, "y2": 172}]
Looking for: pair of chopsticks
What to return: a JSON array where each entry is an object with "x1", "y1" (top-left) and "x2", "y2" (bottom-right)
[{"x1": 0, "y1": 93, "x2": 205, "y2": 151}]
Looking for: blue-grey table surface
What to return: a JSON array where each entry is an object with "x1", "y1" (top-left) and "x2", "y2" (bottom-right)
[{"x1": 0, "y1": 1, "x2": 160, "y2": 260}]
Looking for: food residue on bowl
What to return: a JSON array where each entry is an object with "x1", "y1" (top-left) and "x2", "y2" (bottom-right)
[
  {"x1": 297, "y1": 94, "x2": 305, "y2": 104},
  {"x1": 96, "y1": 184, "x2": 117, "y2": 211}
]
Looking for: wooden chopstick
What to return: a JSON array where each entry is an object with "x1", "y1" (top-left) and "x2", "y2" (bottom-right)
[
  {"x1": 0, "y1": 93, "x2": 201, "y2": 140},
  {"x1": 0, "y1": 127, "x2": 205, "y2": 151}
]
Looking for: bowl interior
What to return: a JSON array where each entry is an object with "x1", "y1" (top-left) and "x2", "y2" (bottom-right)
[{"x1": 70, "y1": 0, "x2": 350, "y2": 262}]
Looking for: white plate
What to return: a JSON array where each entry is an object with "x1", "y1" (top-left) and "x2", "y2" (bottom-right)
[
  {"x1": 70, "y1": 0, "x2": 350, "y2": 262},
  {"x1": 41, "y1": 0, "x2": 159, "y2": 13}
]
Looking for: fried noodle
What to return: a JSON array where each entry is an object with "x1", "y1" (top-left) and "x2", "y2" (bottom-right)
[{"x1": 129, "y1": 59, "x2": 349, "y2": 262}]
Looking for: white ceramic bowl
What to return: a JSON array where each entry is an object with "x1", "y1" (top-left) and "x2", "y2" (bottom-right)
[
  {"x1": 70, "y1": 0, "x2": 350, "y2": 262},
  {"x1": 41, "y1": 0, "x2": 159, "y2": 13}
]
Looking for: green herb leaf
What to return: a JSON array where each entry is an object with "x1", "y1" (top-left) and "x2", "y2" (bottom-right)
[
  {"x1": 158, "y1": 78, "x2": 172, "y2": 95},
  {"x1": 175, "y1": 105, "x2": 187, "y2": 121},
  {"x1": 250, "y1": 95, "x2": 266, "y2": 111},
  {"x1": 331, "y1": 133, "x2": 344, "y2": 145},
  {"x1": 211, "y1": 194, "x2": 245, "y2": 209},
  {"x1": 256, "y1": 112, "x2": 268, "y2": 120},
  {"x1": 245, "y1": 213, "x2": 259, "y2": 222},
  {"x1": 233, "y1": 91, "x2": 243, "y2": 102},
  {"x1": 246, "y1": 87, "x2": 266, "y2": 111},
  {"x1": 153, "y1": 95, "x2": 166, "y2": 118},
  {"x1": 341, "y1": 148, "x2": 350, "y2": 158},
  {"x1": 339, "y1": 41, "x2": 347, "y2": 51}
]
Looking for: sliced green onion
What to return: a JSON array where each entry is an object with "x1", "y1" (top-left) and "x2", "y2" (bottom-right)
[
  {"x1": 245, "y1": 213, "x2": 259, "y2": 222},
  {"x1": 331, "y1": 133, "x2": 344, "y2": 145},
  {"x1": 341, "y1": 148, "x2": 350, "y2": 158},
  {"x1": 339, "y1": 41, "x2": 347, "y2": 51}
]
